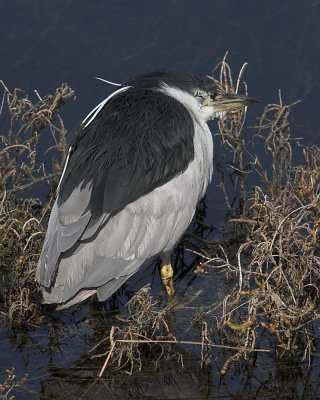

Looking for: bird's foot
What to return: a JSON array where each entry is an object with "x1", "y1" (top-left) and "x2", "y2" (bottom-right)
[{"x1": 160, "y1": 263, "x2": 175, "y2": 296}]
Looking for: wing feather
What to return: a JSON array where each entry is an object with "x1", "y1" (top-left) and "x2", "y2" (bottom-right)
[
  {"x1": 57, "y1": 87, "x2": 195, "y2": 216},
  {"x1": 37, "y1": 87, "x2": 213, "y2": 307},
  {"x1": 38, "y1": 87, "x2": 195, "y2": 289},
  {"x1": 40, "y1": 123, "x2": 212, "y2": 305}
]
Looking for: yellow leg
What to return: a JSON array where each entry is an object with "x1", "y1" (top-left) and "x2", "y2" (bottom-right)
[{"x1": 160, "y1": 256, "x2": 175, "y2": 296}]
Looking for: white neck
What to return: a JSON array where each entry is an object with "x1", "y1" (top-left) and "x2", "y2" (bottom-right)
[{"x1": 159, "y1": 85, "x2": 217, "y2": 122}]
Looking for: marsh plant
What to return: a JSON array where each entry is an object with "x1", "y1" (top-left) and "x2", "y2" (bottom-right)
[
  {"x1": 192, "y1": 56, "x2": 320, "y2": 367},
  {"x1": 1, "y1": 56, "x2": 320, "y2": 376},
  {"x1": 0, "y1": 81, "x2": 74, "y2": 323},
  {"x1": 0, "y1": 367, "x2": 28, "y2": 400}
]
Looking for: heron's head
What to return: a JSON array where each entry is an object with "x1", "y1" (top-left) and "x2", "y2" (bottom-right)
[
  {"x1": 196, "y1": 87, "x2": 258, "y2": 121},
  {"x1": 125, "y1": 69, "x2": 258, "y2": 121}
]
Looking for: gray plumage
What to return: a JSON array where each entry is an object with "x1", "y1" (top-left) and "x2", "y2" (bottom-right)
[{"x1": 36, "y1": 69, "x2": 256, "y2": 309}]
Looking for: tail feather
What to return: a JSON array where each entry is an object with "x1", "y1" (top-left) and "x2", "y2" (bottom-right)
[{"x1": 55, "y1": 289, "x2": 97, "y2": 310}]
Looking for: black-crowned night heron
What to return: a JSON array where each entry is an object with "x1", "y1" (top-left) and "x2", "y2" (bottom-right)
[{"x1": 36, "y1": 70, "x2": 256, "y2": 309}]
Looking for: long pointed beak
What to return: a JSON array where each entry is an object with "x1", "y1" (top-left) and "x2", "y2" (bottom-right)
[{"x1": 210, "y1": 93, "x2": 259, "y2": 112}]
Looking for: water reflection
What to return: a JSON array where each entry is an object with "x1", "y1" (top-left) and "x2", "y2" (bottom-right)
[
  {"x1": 8, "y1": 311, "x2": 320, "y2": 400},
  {"x1": 39, "y1": 347, "x2": 212, "y2": 399},
  {"x1": 2, "y1": 258, "x2": 320, "y2": 399}
]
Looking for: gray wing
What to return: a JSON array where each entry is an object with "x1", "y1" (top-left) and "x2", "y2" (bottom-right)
[
  {"x1": 38, "y1": 155, "x2": 200, "y2": 307},
  {"x1": 36, "y1": 87, "x2": 213, "y2": 308},
  {"x1": 37, "y1": 87, "x2": 195, "y2": 288},
  {"x1": 57, "y1": 88, "x2": 195, "y2": 216}
]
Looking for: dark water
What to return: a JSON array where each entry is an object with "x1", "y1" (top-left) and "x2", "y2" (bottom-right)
[{"x1": 1, "y1": 0, "x2": 320, "y2": 398}]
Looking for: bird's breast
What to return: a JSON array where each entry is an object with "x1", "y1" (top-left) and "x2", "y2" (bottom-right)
[{"x1": 191, "y1": 119, "x2": 214, "y2": 200}]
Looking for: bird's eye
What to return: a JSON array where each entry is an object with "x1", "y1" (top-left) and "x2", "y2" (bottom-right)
[
  {"x1": 211, "y1": 90, "x2": 223, "y2": 100},
  {"x1": 196, "y1": 91, "x2": 205, "y2": 99}
]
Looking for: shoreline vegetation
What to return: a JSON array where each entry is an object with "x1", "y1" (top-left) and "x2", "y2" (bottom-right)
[{"x1": 1, "y1": 55, "x2": 320, "y2": 396}]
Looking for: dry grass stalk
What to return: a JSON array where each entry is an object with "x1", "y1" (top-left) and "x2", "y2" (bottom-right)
[
  {"x1": 90, "y1": 285, "x2": 175, "y2": 375},
  {"x1": 93, "y1": 286, "x2": 269, "y2": 377},
  {"x1": 188, "y1": 55, "x2": 320, "y2": 371},
  {"x1": 0, "y1": 194, "x2": 49, "y2": 324},
  {"x1": 0, "y1": 81, "x2": 74, "y2": 193},
  {"x1": 0, "y1": 82, "x2": 74, "y2": 324},
  {"x1": 0, "y1": 367, "x2": 28, "y2": 399}
]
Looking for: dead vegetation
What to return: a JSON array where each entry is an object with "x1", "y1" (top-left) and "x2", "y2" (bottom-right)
[
  {"x1": 188, "y1": 54, "x2": 320, "y2": 370},
  {"x1": 1, "y1": 56, "x2": 320, "y2": 378},
  {"x1": 0, "y1": 81, "x2": 73, "y2": 193},
  {"x1": 0, "y1": 367, "x2": 28, "y2": 399},
  {"x1": 0, "y1": 82, "x2": 74, "y2": 324},
  {"x1": 90, "y1": 285, "x2": 177, "y2": 376}
]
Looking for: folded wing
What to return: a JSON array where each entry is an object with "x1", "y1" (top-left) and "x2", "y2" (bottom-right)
[{"x1": 36, "y1": 87, "x2": 199, "y2": 306}]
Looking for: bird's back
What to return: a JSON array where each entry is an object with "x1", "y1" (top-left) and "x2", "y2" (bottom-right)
[{"x1": 36, "y1": 76, "x2": 214, "y2": 309}]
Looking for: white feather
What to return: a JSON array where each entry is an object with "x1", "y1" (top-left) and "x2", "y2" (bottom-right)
[
  {"x1": 94, "y1": 77, "x2": 122, "y2": 86},
  {"x1": 56, "y1": 85, "x2": 131, "y2": 198},
  {"x1": 56, "y1": 147, "x2": 72, "y2": 195},
  {"x1": 82, "y1": 86, "x2": 130, "y2": 128}
]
